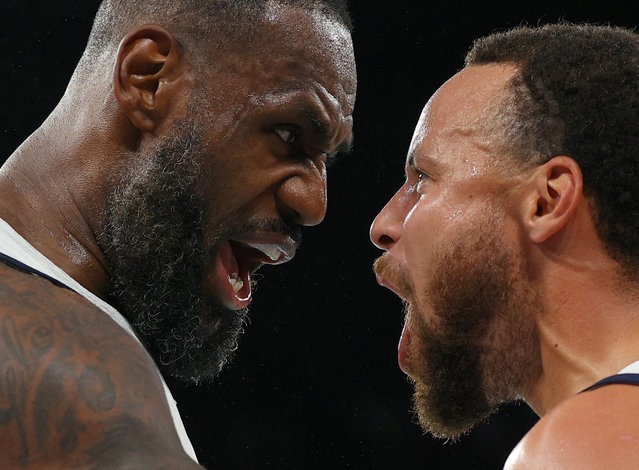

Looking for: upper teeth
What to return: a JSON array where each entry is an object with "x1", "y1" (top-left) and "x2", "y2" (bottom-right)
[
  {"x1": 249, "y1": 243, "x2": 282, "y2": 262},
  {"x1": 229, "y1": 274, "x2": 244, "y2": 295}
]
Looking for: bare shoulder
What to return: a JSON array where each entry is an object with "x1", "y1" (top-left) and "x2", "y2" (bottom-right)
[
  {"x1": 505, "y1": 384, "x2": 639, "y2": 470},
  {"x1": 0, "y1": 263, "x2": 202, "y2": 469}
]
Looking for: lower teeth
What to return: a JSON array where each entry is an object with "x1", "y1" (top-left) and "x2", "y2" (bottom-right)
[{"x1": 229, "y1": 274, "x2": 244, "y2": 294}]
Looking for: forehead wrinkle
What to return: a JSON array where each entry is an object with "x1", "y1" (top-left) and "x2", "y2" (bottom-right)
[
  {"x1": 274, "y1": 78, "x2": 346, "y2": 115},
  {"x1": 441, "y1": 126, "x2": 476, "y2": 138},
  {"x1": 410, "y1": 130, "x2": 498, "y2": 178},
  {"x1": 302, "y1": 85, "x2": 354, "y2": 153},
  {"x1": 431, "y1": 130, "x2": 516, "y2": 181},
  {"x1": 441, "y1": 126, "x2": 492, "y2": 155},
  {"x1": 440, "y1": 116, "x2": 506, "y2": 158}
]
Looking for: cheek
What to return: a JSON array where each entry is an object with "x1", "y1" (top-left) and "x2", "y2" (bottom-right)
[
  {"x1": 401, "y1": 206, "x2": 438, "y2": 289},
  {"x1": 198, "y1": 147, "x2": 263, "y2": 201},
  {"x1": 401, "y1": 200, "x2": 471, "y2": 290}
]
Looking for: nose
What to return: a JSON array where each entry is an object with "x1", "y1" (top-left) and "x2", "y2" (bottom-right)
[
  {"x1": 276, "y1": 163, "x2": 328, "y2": 226},
  {"x1": 370, "y1": 186, "x2": 409, "y2": 250}
]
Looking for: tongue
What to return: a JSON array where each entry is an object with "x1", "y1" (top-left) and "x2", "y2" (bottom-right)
[{"x1": 210, "y1": 241, "x2": 251, "y2": 310}]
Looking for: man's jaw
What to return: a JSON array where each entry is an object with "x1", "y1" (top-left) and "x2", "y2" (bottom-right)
[{"x1": 210, "y1": 232, "x2": 298, "y2": 310}]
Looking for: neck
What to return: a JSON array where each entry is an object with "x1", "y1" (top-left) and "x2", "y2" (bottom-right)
[
  {"x1": 0, "y1": 94, "x2": 126, "y2": 300},
  {"x1": 524, "y1": 258, "x2": 639, "y2": 415}
]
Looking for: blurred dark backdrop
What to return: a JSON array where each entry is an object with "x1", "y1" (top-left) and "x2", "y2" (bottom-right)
[{"x1": 2, "y1": 1, "x2": 638, "y2": 468}]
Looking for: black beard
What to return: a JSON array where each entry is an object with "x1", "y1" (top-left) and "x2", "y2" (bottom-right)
[
  {"x1": 103, "y1": 124, "x2": 247, "y2": 384},
  {"x1": 411, "y1": 225, "x2": 539, "y2": 439}
]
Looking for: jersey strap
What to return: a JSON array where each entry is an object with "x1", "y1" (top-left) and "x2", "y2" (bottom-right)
[
  {"x1": 582, "y1": 373, "x2": 639, "y2": 392},
  {"x1": 0, "y1": 251, "x2": 72, "y2": 291}
]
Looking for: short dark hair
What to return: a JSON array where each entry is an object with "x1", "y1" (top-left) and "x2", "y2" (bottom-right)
[
  {"x1": 78, "y1": 0, "x2": 351, "y2": 75},
  {"x1": 466, "y1": 23, "x2": 639, "y2": 276}
]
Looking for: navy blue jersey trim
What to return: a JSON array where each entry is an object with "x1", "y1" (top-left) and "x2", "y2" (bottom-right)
[
  {"x1": 0, "y1": 252, "x2": 72, "y2": 291},
  {"x1": 583, "y1": 373, "x2": 639, "y2": 392}
]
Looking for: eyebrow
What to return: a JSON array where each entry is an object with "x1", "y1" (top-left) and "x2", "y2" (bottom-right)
[
  {"x1": 406, "y1": 151, "x2": 417, "y2": 171},
  {"x1": 303, "y1": 107, "x2": 354, "y2": 155},
  {"x1": 406, "y1": 149, "x2": 440, "y2": 175}
]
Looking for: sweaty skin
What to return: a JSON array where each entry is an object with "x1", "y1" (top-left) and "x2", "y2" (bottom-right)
[{"x1": 371, "y1": 64, "x2": 639, "y2": 469}]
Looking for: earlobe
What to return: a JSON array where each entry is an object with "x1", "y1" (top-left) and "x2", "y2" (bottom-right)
[
  {"x1": 113, "y1": 25, "x2": 183, "y2": 133},
  {"x1": 525, "y1": 156, "x2": 584, "y2": 243}
]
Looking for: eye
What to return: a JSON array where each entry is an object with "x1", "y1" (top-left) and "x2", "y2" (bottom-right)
[
  {"x1": 274, "y1": 128, "x2": 298, "y2": 144},
  {"x1": 415, "y1": 170, "x2": 430, "y2": 192}
]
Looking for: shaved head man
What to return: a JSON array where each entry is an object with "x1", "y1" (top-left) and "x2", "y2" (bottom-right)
[
  {"x1": 371, "y1": 23, "x2": 639, "y2": 468},
  {"x1": 0, "y1": 0, "x2": 355, "y2": 467}
]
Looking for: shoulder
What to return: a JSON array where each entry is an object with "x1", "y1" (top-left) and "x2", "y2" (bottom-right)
[
  {"x1": 505, "y1": 383, "x2": 639, "y2": 470},
  {"x1": 0, "y1": 261, "x2": 143, "y2": 370},
  {"x1": 0, "y1": 263, "x2": 199, "y2": 468}
]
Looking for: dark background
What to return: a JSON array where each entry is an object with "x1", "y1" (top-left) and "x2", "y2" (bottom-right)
[{"x1": 2, "y1": 2, "x2": 639, "y2": 469}]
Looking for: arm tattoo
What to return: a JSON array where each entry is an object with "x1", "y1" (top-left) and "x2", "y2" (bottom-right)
[{"x1": 0, "y1": 267, "x2": 203, "y2": 469}]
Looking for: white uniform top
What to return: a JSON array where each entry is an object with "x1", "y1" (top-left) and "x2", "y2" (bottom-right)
[
  {"x1": 0, "y1": 218, "x2": 198, "y2": 463},
  {"x1": 619, "y1": 360, "x2": 639, "y2": 374}
]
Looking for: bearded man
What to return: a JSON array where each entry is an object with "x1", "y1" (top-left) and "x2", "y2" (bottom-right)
[
  {"x1": 0, "y1": 0, "x2": 355, "y2": 467},
  {"x1": 371, "y1": 23, "x2": 639, "y2": 468}
]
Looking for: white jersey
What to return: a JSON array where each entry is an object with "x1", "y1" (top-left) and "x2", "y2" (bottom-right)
[
  {"x1": 619, "y1": 360, "x2": 639, "y2": 374},
  {"x1": 0, "y1": 218, "x2": 198, "y2": 463}
]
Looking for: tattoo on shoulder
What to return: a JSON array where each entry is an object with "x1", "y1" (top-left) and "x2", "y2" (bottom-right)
[{"x1": 0, "y1": 269, "x2": 180, "y2": 467}]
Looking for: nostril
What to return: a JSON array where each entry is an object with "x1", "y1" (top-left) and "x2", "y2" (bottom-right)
[
  {"x1": 276, "y1": 200, "x2": 300, "y2": 226},
  {"x1": 378, "y1": 234, "x2": 395, "y2": 247}
]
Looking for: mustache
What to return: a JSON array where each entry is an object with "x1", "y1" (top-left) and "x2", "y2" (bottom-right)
[
  {"x1": 261, "y1": 218, "x2": 303, "y2": 247},
  {"x1": 219, "y1": 216, "x2": 303, "y2": 247},
  {"x1": 373, "y1": 254, "x2": 414, "y2": 297}
]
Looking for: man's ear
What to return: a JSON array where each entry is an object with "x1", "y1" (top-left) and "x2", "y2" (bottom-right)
[
  {"x1": 113, "y1": 25, "x2": 185, "y2": 133},
  {"x1": 522, "y1": 156, "x2": 584, "y2": 244}
]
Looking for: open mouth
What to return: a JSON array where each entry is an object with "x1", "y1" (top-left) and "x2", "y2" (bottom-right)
[{"x1": 208, "y1": 233, "x2": 297, "y2": 310}]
